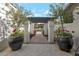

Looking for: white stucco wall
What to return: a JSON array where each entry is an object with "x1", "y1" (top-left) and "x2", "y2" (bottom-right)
[{"x1": 0, "y1": 3, "x2": 17, "y2": 40}]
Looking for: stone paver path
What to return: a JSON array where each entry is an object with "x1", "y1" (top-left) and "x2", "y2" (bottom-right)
[
  {"x1": 30, "y1": 34, "x2": 48, "y2": 44},
  {"x1": 0, "y1": 44, "x2": 72, "y2": 56}
]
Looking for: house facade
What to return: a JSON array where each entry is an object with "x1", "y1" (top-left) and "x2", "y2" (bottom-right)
[{"x1": 0, "y1": 3, "x2": 17, "y2": 41}]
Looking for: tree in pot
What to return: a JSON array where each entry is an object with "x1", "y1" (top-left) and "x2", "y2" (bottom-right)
[
  {"x1": 8, "y1": 4, "x2": 32, "y2": 51},
  {"x1": 56, "y1": 28, "x2": 73, "y2": 52},
  {"x1": 49, "y1": 3, "x2": 74, "y2": 52},
  {"x1": 9, "y1": 29, "x2": 24, "y2": 51}
]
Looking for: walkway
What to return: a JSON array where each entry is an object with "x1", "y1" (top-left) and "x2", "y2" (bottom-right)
[
  {"x1": 30, "y1": 31, "x2": 48, "y2": 44},
  {"x1": 0, "y1": 44, "x2": 72, "y2": 56}
]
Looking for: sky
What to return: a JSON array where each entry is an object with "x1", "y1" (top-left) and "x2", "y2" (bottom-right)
[{"x1": 20, "y1": 3, "x2": 51, "y2": 17}]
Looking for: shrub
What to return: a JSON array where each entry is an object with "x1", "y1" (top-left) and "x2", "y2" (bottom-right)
[
  {"x1": 55, "y1": 27, "x2": 73, "y2": 38},
  {"x1": 10, "y1": 29, "x2": 24, "y2": 39}
]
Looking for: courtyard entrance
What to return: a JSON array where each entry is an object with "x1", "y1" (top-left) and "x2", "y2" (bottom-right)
[{"x1": 24, "y1": 17, "x2": 55, "y2": 44}]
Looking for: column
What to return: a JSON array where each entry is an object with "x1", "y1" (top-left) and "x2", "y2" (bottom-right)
[
  {"x1": 48, "y1": 21, "x2": 54, "y2": 43},
  {"x1": 30, "y1": 23, "x2": 34, "y2": 34},
  {"x1": 24, "y1": 21, "x2": 30, "y2": 43},
  {"x1": 43, "y1": 23, "x2": 48, "y2": 36}
]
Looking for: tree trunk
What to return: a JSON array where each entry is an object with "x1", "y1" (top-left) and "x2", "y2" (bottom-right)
[{"x1": 60, "y1": 16, "x2": 64, "y2": 35}]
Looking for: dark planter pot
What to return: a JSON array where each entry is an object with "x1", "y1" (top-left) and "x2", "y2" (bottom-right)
[
  {"x1": 9, "y1": 36, "x2": 24, "y2": 51},
  {"x1": 57, "y1": 36, "x2": 73, "y2": 52}
]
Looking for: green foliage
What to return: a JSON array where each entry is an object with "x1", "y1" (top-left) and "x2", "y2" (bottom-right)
[
  {"x1": 63, "y1": 12, "x2": 73, "y2": 23},
  {"x1": 10, "y1": 30, "x2": 24, "y2": 39},
  {"x1": 49, "y1": 3, "x2": 66, "y2": 35},
  {"x1": 49, "y1": 4, "x2": 73, "y2": 24},
  {"x1": 55, "y1": 27, "x2": 73, "y2": 38},
  {"x1": 8, "y1": 5, "x2": 32, "y2": 29},
  {"x1": 7, "y1": 4, "x2": 32, "y2": 40},
  {"x1": 60, "y1": 32, "x2": 72, "y2": 38},
  {"x1": 10, "y1": 9, "x2": 27, "y2": 27},
  {"x1": 49, "y1": 3, "x2": 65, "y2": 18}
]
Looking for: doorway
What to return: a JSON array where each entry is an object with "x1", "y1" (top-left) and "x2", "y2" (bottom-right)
[{"x1": 30, "y1": 22, "x2": 48, "y2": 44}]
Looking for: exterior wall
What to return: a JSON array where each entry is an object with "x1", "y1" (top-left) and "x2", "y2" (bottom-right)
[
  {"x1": 0, "y1": 3, "x2": 9, "y2": 41},
  {"x1": 0, "y1": 3, "x2": 17, "y2": 40},
  {"x1": 0, "y1": 3, "x2": 17, "y2": 51},
  {"x1": 64, "y1": 4, "x2": 79, "y2": 49},
  {"x1": 64, "y1": 4, "x2": 79, "y2": 36}
]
